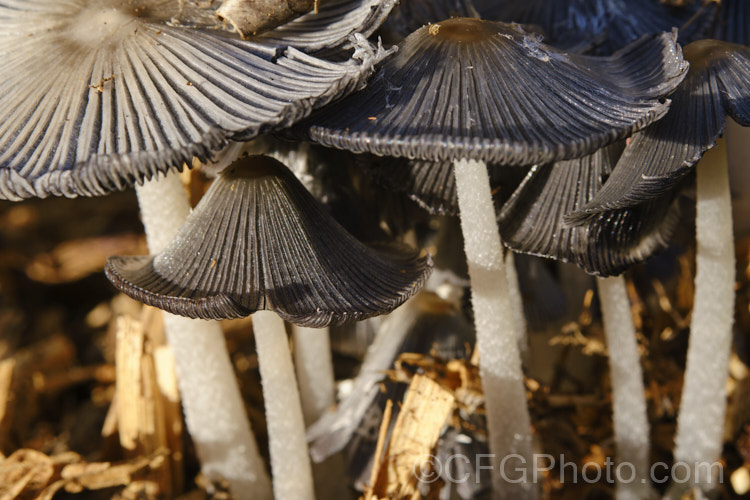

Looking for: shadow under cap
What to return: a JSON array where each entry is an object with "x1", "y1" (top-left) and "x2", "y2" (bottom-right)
[
  {"x1": 105, "y1": 156, "x2": 432, "y2": 327},
  {"x1": 0, "y1": 0, "x2": 391, "y2": 200},
  {"x1": 304, "y1": 18, "x2": 689, "y2": 165},
  {"x1": 355, "y1": 155, "x2": 514, "y2": 216},
  {"x1": 567, "y1": 39, "x2": 750, "y2": 223},
  {"x1": 498, "y1": 143, "x2": 683, "y2": 276}
]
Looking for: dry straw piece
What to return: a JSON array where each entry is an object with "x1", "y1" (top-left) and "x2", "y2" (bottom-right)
[{"x1": 218, "y1": 0, "x2": 318, "y2": 37}]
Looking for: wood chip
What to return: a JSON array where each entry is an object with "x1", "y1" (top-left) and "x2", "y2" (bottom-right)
[
  {"x1": 153, "y1": 346, "x2": 184, "y2": 495},
  {"x1": 25, "y1": 234, "x2": 145, "y2": 284},
  {"x1": 0, "y1": 446, "x2": 165, "y2": 500},
  {"x1": 216, "y1": 0, "x2": 316, "y2": 38},
  {"x1": 115, "y1": 316, "x2": 145, "y2": 451},
  {"x1": 62, "y1": 454, "x2": 164, "y2": 492},
  {"x1": 112, "y1": 312, "x2": 182, "y2": 496},
  {"x1": 365, "y1": 374, "x2": 455, "y2": 499},
  {"x1": 363, "y1": 399, "x2": 392, "y2": 500},
  {"x1": 0, "y1": 359, "x2": 15, "y2": 450},
  {"x1": 0, "y1": 449, "x2": 54, "y2": 499}
]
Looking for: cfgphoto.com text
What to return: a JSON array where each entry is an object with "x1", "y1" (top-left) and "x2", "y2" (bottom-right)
[{"x1": 412, "y1": 453, "x2": 723, "y2": 486}]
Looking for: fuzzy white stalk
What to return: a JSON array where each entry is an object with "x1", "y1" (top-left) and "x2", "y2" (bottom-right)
[
  {"x1": 136, "y1": 172, "x2": 272, "y2": 500},
  {"x1": 453, "y1": 158, "x2": 536, "y2": 500},
  {"x1": 306, "y1": 299, "x2": 422, "y2": 462},
  {"x1": 669, "y1": 141, "x2": 735, "y2": 497},
  {"x1": 253, "y1": 311, "x2": 315, "y2": 500},
  {"x1": 597, "y1": 276, "x2": 652, "y2": 500},
  {"x1": 292, "y1": 325, "x2": 336, "y2": 425},
  {"x1": 505, "y1": 252, "x2": 528, "y2": 353},
  {"x1": 291, "y1": 325, "x2": 348, "y2": 500}
]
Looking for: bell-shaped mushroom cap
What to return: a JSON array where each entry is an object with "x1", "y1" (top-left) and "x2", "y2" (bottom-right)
[
  {"x1": 475, "y1": 0, "x2": 714, "y2": 54},
  {"x1": 0, "y1": 0, "x2": 391, "y2": 200},
  {"x1": 304, "y1": 18, "x2": 688, "y2": 165},
  {"x1": 567, "y1": 40, "x2": 750, "y2": 223},
  {"x1": 105, "y1": 156, "x2": 432, "y2": 327},
  {"x1": 498, "y1": 143, "x2": 682, "y2": 276}
]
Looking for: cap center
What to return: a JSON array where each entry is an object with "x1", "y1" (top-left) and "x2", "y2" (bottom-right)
[
  {"x1": 428, "y1": 18, "x2": 498, "y2": 43},
  {"x1": 62, "y1": 1, "x2": 167, "y2": 49},
  {"x1": 683, "y1": 39, "x2": 738, "y2": 73}
]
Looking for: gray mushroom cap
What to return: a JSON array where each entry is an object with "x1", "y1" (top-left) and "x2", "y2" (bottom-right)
[
  {"x1": 567, "y1": 39, "x2": 750, "y2": 223},
  {"x1": 304, "y1": 17, "x2": 689, "y2": 164},
  {"x1": 498, "y1": 143, "x2": 683, "y2": 276},
  {"x1": 0, "y1": 0, "x2": 392, "y2": 200},
  {"x1": 105, "y1": 155, "x2": 432, "y2": 326}
]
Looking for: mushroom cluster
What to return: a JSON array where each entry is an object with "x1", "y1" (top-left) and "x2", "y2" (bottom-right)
[{"x1": 1, "y1": 1, "x2": 749, "y2": 499}]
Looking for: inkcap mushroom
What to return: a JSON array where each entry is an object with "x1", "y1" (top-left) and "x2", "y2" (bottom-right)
[{"x1": 301, "y1": 17, "x2": 688, "y2": 498}]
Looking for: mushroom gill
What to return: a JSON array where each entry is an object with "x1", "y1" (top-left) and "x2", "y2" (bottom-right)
[
  {"x1": 300, "y1": 18, "x2": 689, "y2": 497},
  {"x1": 304, "y1": 18, "x2": 689, "y2": 165},
  {"x1": 498, "y1": 143, "x2": 683, "y2": 276},
  {"x1": 106, "y1": 155, "x2": 432, "y2": 326},
  {"x1": 0, "y1": 0, "x2": 391, "y2": 200}
]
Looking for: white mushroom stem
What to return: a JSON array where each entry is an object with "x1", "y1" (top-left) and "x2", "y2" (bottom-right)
[
  {"x1": 135, "y1": 171, "x2": 272, "y2": 500},
  {"x1": 670, "y1": 140, "x2": 735, "y2": 496},
  {"x1": 453, "y1": 158, "x2": 535, "y2": 500},
  {"x1": 252, "y1": 311, "x2": 315, "y2": 500},
  {"x1": 307, "y1": 299, "x2": 422, "y2": 462},
  {"x1": 505, "y1": 252, "x2": 528, "y2": 353},
  {"x1": 596, "y1": 276, "x2": 652, "y2": 500},
  {"x1": 292, "y1": 325, "x2": 336, "y2": 425},
  {"x1": 291, "y1": 325, "x2": 348, "y2": 499}
]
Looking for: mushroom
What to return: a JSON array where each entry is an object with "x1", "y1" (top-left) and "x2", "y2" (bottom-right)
[
  {"x1": 301, "y1": 17, "x2": 688, "y2": 497},
  {"x1": 0, "y1": 0, "x2": 391, "y2": 200},
  {"x1": 498, "y1": 142, "x2": 683, "y2": 277},
  {"x1": 134, "y1": 173, "x2": 274, "y2": 498},
  {"x1": 106, "y1": 155, "x2": 431, "y2": 325},
  {"x1": 106, "y1": 155, "x2": 432, "y2": 499},
  {"x1": 0, "y1": 1, "x2": 396, "y2": 497},
  {"x1": 566, "y1": 39, "x2": 749, "y2": 497},
  {"x1": 497, "y1": 142, "x2": 688, "y2": 499}
]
